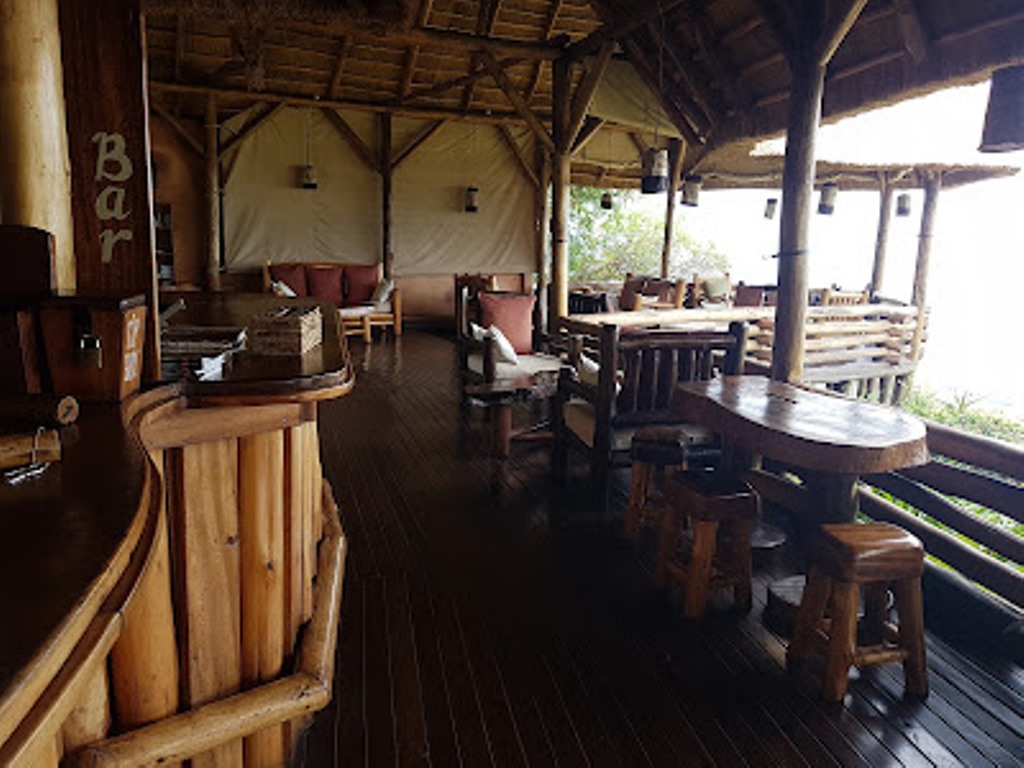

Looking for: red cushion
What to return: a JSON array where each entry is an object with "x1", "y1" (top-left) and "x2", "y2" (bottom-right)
[
  {"x1": 344, "y1": 263, "x2": 381, "y2": 306},
  {"x1": 269, "y1": 263, "x2": 308, "y2": 298},
  {"x1": 479, "y1": 292, "x2": 535, "y2": 354},
  {"x1": 306, "y1": 266, "x2": 344, "y2": 306}
]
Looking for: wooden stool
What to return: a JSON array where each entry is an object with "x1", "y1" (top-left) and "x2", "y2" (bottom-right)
[
  {"x1": 624, "y1": 425, "x2": 717, "y2": 541},
  {"x1": 659, "y1": 470, "x2": 758, "y2": 619},
  {"x1": 787, "y1": 523, "x2": 927, "y2": 702}
]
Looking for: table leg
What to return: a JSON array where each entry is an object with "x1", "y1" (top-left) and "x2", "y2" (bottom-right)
[
  {"x1": 492, "y1": 403, "x2": 513, "y2": 458},
  {"x1": 803, "y1": 471, "x2": 859, "y2": 523}
]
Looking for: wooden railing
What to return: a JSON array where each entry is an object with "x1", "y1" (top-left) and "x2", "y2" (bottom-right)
[{"x1": 860, "y1": 420, "x2": 1024, "y2": 612}]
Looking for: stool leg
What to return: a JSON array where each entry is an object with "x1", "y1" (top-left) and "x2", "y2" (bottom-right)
[
  {"x1": 822, "y1": 580, "x2": 859, "y2": 703},
  {"x1": 893, "y1": 577, "x2": 928, "y2": 698},
  {"x1": 625, "y1": 461, "x2": 652, "y2": 540},
  {"x1": 788, "y1": 567, "x2": 832, "y2": 664},
  {"x1": 655, "y1": 500, "x2": 680, "y2": 588},
  {"x1": 862, "y1": 583, "x2": 890, "y2": 645},
  {"x1": 730, "y1": 517, "x2": 754, "y2": 613},
  {"x1": 684, "y1": 520, "x2": 718, "y2": 619}
]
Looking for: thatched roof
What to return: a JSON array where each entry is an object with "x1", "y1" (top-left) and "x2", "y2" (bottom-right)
[{"x1": 144, "y1": 0, "x2": 1024, "y2": 162}]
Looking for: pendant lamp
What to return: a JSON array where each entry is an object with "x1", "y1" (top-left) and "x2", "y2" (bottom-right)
[
  {"x1": 896, "y1": 193, "x2": 911, "y2": 217},
  {"x1": 600, "y1": 191, "x2": 613, "y2": 210},
  {"x1": 818, "y1": 182, "x2": 838, "y2": 215},
  {"x1": 980, "y1": 65, "x2": 1024, "y2": 152},
  {"x1": 641, "y1": 147, "x2": 669, "y2": 193},
  {"x1": 464, "y1": 186, "x2": 479, "y2": 212},
  {"x1": 680, "y1": 174, "x2": 702, "y2": 207},
  {"x1": 764, "y1": 197, "x2": 778, "y2": 219}
]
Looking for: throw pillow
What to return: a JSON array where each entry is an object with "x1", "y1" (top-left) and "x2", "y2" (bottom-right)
[
  {"x1": 268, "y1": 263, "x2": 308, "y2": 297},
  {"x1": 371, "y1": 278, "x2": 395, "y2": 308},
  {"x1": 270, "y1": 279, "x2": 297, "y2": 298},
  {"x1": 577, "y1": 353, "x2": 600, "y2": 388},
  {"x1": 478, "y1": 291, "x2": 535, "y2": 354},
  {"x1": 488, "y1": 324, "x2": 519, "y2": 365},
  {"x1": 469, "y1": 321, "x2": 488, "y2": 342},
  {"x1": 345, "y1": 263, "x2": 381, "y2": 305},
  {"x1": 307, "y1": 265, "x2": 344, "y2": 306}
]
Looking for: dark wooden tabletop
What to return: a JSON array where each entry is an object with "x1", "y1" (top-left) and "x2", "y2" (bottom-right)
[
  {"x1": 160, "y1": 292, "x2": 353, "y2": 400},
  {"x1": 673, "y1": 376, "x2": 928, "y2": 475}
]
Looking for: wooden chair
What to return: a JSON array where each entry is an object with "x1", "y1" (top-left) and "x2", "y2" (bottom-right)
[
  {"x1": 820, "y1": 287, "x2": 869, "y2": 307},
  {"x1": 553, "y1": 321, "x2": 747, "y2": 516},
  {"x1": 787, "y1": 522, "x2": 927, "y2": 702}
]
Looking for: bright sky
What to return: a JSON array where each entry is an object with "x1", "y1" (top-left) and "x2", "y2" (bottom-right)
[{"x1": 651, "y1": 82, "x2": 1024, "y2": 417}]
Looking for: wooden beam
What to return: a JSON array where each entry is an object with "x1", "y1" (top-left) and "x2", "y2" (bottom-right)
[
  {"x1": 174, "y1": 12, "x2": 186, "y2": 82},
  {"x1": 893, "y1": 0, "x2": 929, "y2": 62},
  {"x1": 550, "y1": 55, "x2": 572, "y2": 320},
  {"x1": 656, "y1": 22, "x2": 720, "y2": 126},
  {"x1": 688, "y1": 11, "x2": 749, "y2": 116},
  {"x1": 220, "y1": 102, "x2": 286, "y2": 156},
  {"x1": 526, "y1": 0, "x2": 563, "y2": 103},
  {"x1": 380, "y1": 113, "x2": 393, "y2": 277},
  {"x1": 661, "y1": 137, "x2": 684, "y2": 278},
  {"x1": 496, "y1": 125, "x2": 540, "y2": 189},
  {"x1": 566, "y1": 41, "x2": 614, "y2": 149},
  {"x1": 816, "y1": 0, "x2": 870, "y2": 66},
  {"x1": 479, "y1": 51, "x2": 555, "y2": 153},
  {"x1": 627, "y1": 131, "x2": 647, "y2": 155},
  {"x1": 151, "y1": 100, "x2": 204, "y2": 157},
  {"x1": 570, "y1": 116, "x2": 605, "y2": 155},
  {"x1": 397, "y1": 46, "x2": 419, "y2": 99},
  {"x1": 205, "y1": 96, "x2": 221, "y2": 292},
  {"x1": 391, "y1": 119, "x2": 443, "y2": 170},
  {"x1": 461, "y1": 0, "x2": 504, "y2": 112},
  {"x1": 321, "y1": 108, "x2": 380, "y2": 173},
  {"x1": 152, "y1": 80, "x2": 543, "y2": 128},
  {"x1": 567, "y1": 0, "x2": 688, "y2": 60},
  {"x1": 870, "y1": 175, "x2": 893, "y2": 299},
  {"x1": 909, "y1": 171, "x2": 941, "y2": 365},
  {"x1": 326, "y1": 36, "x2": 352, "y2": 99},
  {"x1": 750, "y1": 0, "x2": 800, "y2": 59},
  {"x1": 402, "y1": 57, "x2": 519, "y2": 104}
]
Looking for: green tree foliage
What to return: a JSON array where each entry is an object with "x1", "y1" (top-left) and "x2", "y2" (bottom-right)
[{"x1": 568, "y1": 186, "x2": 729, "y2": 282}]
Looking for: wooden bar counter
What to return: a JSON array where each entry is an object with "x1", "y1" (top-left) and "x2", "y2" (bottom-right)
[{"x1": 0, "y1": 294, "x2": 354, "y2": 767}]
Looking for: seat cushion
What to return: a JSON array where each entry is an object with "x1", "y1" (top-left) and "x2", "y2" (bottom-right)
[
  {"x1": 345, "y1": 263, "x2": 381, "y2": 305},
  {"x1": 811, "y1": 523, "x2": 924, "y2": 582},
  {"x1": 478, "y1": 292, "x2": 535, "y2": 354},
  {"x1": 307, "y1": 265, "x2": 344, "y2": 306},
  {"x1": 338, "y1": 304, "x2": 376, "y2": 319},
  {"x1": 268, "y1": 263, "x2": 308, "y2": 297},
  {"x1": 467, "y1": 351, "x2": 561, "y2": 379}
]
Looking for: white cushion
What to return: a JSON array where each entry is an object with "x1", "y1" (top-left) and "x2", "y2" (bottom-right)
[
  {"x1": 576, "y1": 353, "x2": 600, "y2": 388},
  {"x1": 270, "y1": 279, "x2": 296, "y2": 298},
  {"x1": 467, "y1": 351, "x2": 561, "y2": 379},
  {"x1": 338, "y1": 305, "x2": 376, "y2": 319},
  {"x1": 371, "y1": 278, "x2": 395, "y2": 308},
  {"x1": 487, "y1": 325, "x2": 518, "y2": 365},
  {"x1": 470, "y1": 321, "x2": 488, "y2": 342}
]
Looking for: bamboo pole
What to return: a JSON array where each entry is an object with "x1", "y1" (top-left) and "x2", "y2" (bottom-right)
[
  {"x1": 534, "y1": 142, "x2": 551, "y2": 333},
  {"x1": 550, "y1": 55, "x2": 571, "y2": 321},
  {"x1": 909, "y1": 171, "x2": 941, "y2": 365},
  {"x1": 870, "y1": 176, "x2": 893, "y2": 299},
  {"x1": 661, "y1": 138, "x2": 684, "y2": 278},
  {"x1": 0, "y1": 0, "x2": 75, "y2": 293},
  {"x1": 380, "y1": 113, "x2": 393, "y2": 279},
  {"x1": 205, "y1": 96, "x2": 221, "y2": 291},
  {"x1": 771, "y1": 57, "x2": 825, "y2": 383}
]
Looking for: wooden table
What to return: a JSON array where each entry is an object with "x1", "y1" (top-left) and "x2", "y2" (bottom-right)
[
  {"x1": 464, "y1": 371, "x2": 558, "y2": 458},
  {"x1": 673, "y1": 376, "x2": 928, "y2": 522}
]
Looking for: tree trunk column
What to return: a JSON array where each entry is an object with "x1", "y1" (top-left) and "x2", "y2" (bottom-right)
[
  {"x1": 380, "y1": 113, "x2": 393, "y2": 279},
  {"x1": 205, "y1": 96, "x2": 221, "y2": 291},
  {"x1": 910, "y1": 172, "x2": 941, "y2": 365},
  {"x1": 870, "y1": 177, "x2": 893, "y2": 299},
  {"x1": 661, "y1": 138, "x2": 684, "y2": 278},
  {"x1": 549, "y1": 56, "x2": 571, "y2": 322},
  {"x1": 0, "y1": 0, "x2": 75, "y2": 292},
  {"x1": 771, "y1": 58, "x2": 825, "y2": 384}
]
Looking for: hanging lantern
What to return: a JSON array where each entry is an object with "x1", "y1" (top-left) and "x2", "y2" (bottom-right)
[
  {"x1": 640, "y1": 147, "x2": 669, "y2": 194},
  {"x1": 600, "y1": 191, "x2": 613, "y2": 210},
  {"x1": 464, "y1": 185, "x2": 479, "y2": 213},
  {"x1": 764, "y1": 197, "x2": 778, "y2": 219},
  {"x1": 817, "y1": 182, "x2": 838, "y2": 215},
  {"x1": 680, "y1": 174, "x2": 702, "y2": 207},
  {"x1": 896, "y1": 192, "x2": 911, "y2": 217},
  {"x1": 301, "y1": 164, "x2": 318, "y2": 190},
  {"x1": 979, "y1": 65, "x2": 1024, "y2": 152}
]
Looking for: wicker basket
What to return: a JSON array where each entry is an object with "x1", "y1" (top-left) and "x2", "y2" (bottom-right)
[{"x1": 249, "y1": 304, "x2": 322, "y2": 356}]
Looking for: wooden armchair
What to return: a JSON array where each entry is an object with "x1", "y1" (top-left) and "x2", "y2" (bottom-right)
[
  {"x1": 553, "y1": 322, "x2": 748, "y2": 516},
  {"x1": 454, "y1": 276, "x2": 561, "y2": 410}
]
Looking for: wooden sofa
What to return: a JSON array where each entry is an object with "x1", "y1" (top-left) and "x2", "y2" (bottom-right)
[{"x1": 263, "y1": 261, "x2": 402, "y2": 343}]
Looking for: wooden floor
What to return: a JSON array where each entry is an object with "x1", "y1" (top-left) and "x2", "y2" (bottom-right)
[{"x1": 303, "y1": 330, "x2": 1024, "y2": 768}]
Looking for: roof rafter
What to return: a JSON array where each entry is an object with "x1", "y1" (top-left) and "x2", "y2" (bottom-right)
[
  {"x1": 321, "y1": 107, "x2": 381, "y2": 173},
  {"x1": 480, "y1": 50, "x2": 555, "y2": 153},
  {"x1": 219, "y1": 101, "x2": 286, "y2": 155},
  {"x1": 461, "y1": 0, "x2": 503, "y2": 113},
  {"x1": 326, "y1": 36, "x2": 352, "y2": 99},
  {"x1": 893, "y1": 0, "x2": 929, "y2": 62},
  {"x1": 526, "y1": 0, "x2": 563, "y2": 103},
  {"x1": 568, "y1": 0, "x2": 688, "y2": 60}
]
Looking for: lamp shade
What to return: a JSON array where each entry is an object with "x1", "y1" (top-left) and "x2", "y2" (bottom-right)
[
  {"x1": 640, "y1": 148, "x2": 669, "y2": 194},
  {"x1": 818, "y1": 182, "x2": 838, "y2": 215},
  {"x1": 764, "y1": 197, "x2": 778, "y2": 219},
  {"x1": 980, "y1": 65, "x2": 1024, "y2": 152},
  {"x1": 896, "y1": 192, "x2": 911, "y2": 217},
  {"x1": 600, "y1": 191, "x2": 613, "y2": 210},
  {"x1": 680, "y1": 174, "x2": 702, "y2": 206},
  {"x1": 465, "y1": 185, "x2": 479, "y2": 212}
]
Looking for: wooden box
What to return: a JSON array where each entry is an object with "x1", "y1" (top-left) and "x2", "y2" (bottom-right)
[
  {"x1": 39, "y1": 295, "x2": 147, "y2": 402},
  {"x1": 249, "y1": 304, "x2": 322, "y2": 356}
]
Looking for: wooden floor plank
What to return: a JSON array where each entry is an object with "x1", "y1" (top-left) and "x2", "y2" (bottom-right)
[{"x1": 305, "y1": 331, "x2": 1024, "y2": 768}]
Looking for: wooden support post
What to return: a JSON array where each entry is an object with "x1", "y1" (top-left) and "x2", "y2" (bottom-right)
[
  {"x1": 661, "y1": 138, "x2": 684, "y2": 278},
  {"x1": 771, "y1": 57, "x2": 825, "y2": 383},
  {"x1": 380, "y1": 113, "x2": 393, "y2": 279},
  {"x1": 870, "y1": 175, "x2": 893, "y2": 299},
  {"x1": 534, "y1": 141, "x2": 550, "y2": 334},
  {"x1": 0, "y1": 0, "x2": 75, "y2": 294},
  {"x1": 910, "y1": 171, "x2": 941, "y2": 365},
  {"x1": 550, "y1": 55, "x2": 572, "y2": 322},
  {"x1": 205, "y1": 96, "x2": 221, "y2": 291}
]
